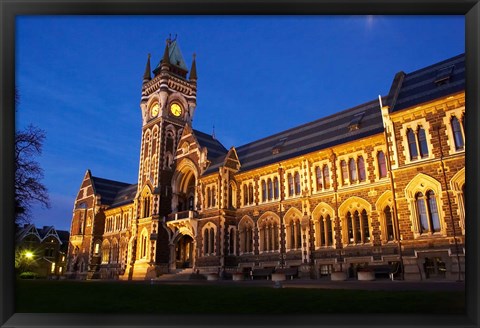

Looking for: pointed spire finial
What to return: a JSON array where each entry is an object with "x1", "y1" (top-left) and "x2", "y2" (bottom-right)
[
  {"x1": 212, "y1": 124, "x2": 216, "y2": 139},
  {"x1": 161, "y1": 38, "x2": 171, "y2": 66},
  {"x1": 189, "y1": 52, "x2": 197, "y2": 81},
  {"x1": 143, "y1": 53, "x2": 151, "y2": 82}
]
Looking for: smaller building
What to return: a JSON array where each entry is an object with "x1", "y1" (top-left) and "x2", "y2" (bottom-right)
[{"x1": 15, "y1": 224, "x2": 70, "y2": 278}]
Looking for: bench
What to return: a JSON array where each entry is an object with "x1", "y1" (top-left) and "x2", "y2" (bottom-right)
[
  {"x1": 250, "y1": 268, "x2": 274, "y2": 280},
  {"x1": 274, "y1": 267, "x2": 298, "y2": 280},
  {"x1": 372, "y1": 262, "x2": 401, "y2": 280}
]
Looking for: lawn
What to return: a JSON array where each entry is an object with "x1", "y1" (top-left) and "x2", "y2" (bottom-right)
[{"x1": 15, "y1": 280, "x2": 465, "y2": 314}]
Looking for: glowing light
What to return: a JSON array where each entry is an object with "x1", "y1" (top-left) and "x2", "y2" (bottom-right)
[{"x1": 25, "y1": 251, "x2": 33, "y2": 259}]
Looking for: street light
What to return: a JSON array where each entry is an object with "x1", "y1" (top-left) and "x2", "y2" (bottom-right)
[{"x1": 25, "y1": 251, "x2": 34, "y2": 259}]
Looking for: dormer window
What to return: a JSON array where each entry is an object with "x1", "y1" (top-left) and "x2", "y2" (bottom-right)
[
  {"x1": 348, "y1": 112, "x2": 365, "y2": 131},
  {"x1": 434, "y1": 65, "x2": 454, "y2": 85},
  {"x1": 272, "y1": 137, "x2": 287, "y2": 155}
]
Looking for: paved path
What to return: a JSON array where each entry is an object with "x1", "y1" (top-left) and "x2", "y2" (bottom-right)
[{"x1": 145, "y1": 278, "x2": 465, "y2": 292}]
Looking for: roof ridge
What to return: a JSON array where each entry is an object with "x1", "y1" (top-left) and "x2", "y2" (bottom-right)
[{"x1": 236, "y1": 98, "x2": 381, "y2": 151}]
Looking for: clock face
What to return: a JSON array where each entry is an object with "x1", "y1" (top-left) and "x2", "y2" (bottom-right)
[
  {"x1": 170, "y1": 103, "x2": 182, "y2": 117},
  {"x1": 150, "y1": 103, "x2": 160, "y2": 117}
]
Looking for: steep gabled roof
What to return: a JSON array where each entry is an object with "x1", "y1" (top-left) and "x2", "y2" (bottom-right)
[
  {"x1": 91, "y1": 176, "x2": 131, "y2": 206},
  {"x1": 388, "y1": 53, "x2": 465, "y2": 112},
  {"x1": 235, "y1": 98, "x2": 385, "y2": 172},
  {"x1": 192, "y1": 129, "x2": 228, "y2": 160}
]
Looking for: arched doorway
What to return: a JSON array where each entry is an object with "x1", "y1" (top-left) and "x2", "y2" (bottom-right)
[{"x1": 175, "y1": 235, "x2": 194, "y2": 269}]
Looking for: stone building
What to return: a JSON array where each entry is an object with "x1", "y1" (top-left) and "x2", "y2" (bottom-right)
[
  {"x1": 66, "y1": 38, "x2": 465, "y2": 281},
  {"x1": 16, "y1": 224, "x2": 69, "y2": 278}
]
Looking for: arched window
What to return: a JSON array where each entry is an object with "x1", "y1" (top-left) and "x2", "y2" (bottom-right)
[
  {"x1": 288, "y1": 173, "x2": 294, "y2": 196},
  {"x1": 261, "y1": 180, "x2": 267, "y2": 202},
  {"x1": 384, "y1": 206, "x2": 394, "y2": 241},
  {"x1": 267, "y1": 179, "x2": 273, "y2": 201},
  {"x1": 316, "y1": 215, "x2": 334, "y2": 247},
  {"x1": 357, "y1": 156, "x2": 366, "y2": 182},
  {"x1": 273, "y1": 177, "x2": 279, "y2": 199},
  {"x1": 323, "y1": 165, "x2": 330, "y2": 189},
  {"x1": 259, "y1": 217, "x2": 279, "y2": 252},
  {"x1": 316, "y1": 166, "x2": 323, "y2": 191},
  {"x1": 418, "y1": 127, "x2": 429, "y2": 158},
  {"x1": 340, "y1": 160, "x2": 348, "y2": 185},
  {"x1": 349, "y1": 158, "x2": 357, "y2": 182},
  {"x1": 102, "y1": 241, "x2": 110, "y2": 263},
  {"x1": 407, "y1": 128, "x2": 418, "y2": 160},
  {"x1": 209, "y1": 227, "x2": 215, "y2": 255},
  {"x1": 294, "y1": 172, "x2": 301, "y2": 195},
  {"x1": 451, "y1": 116, "x2": 464, "y2": 150},
  {"x1": 239, "y1": 219, "x2": 254, "y2": 254},
  {"x1": 143, "y1": 196, "x2": 151, "y2": 218},
  {"x1": 377, "y1": 151, "x2": 387, "y2": 178},
  {"x1": 212, "y1": 187, "x2": 216, "y2": 207},
  {"x1": 416, "y1": 191, "x2": 440, "y2": 233},
  {"x1": 346, "y1": 210, "x2": 370, "y2": 244}
]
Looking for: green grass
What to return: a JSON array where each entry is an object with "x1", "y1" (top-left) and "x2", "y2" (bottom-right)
[{"x1": 15, "y1": 280, "x2": 465, "y2": 314}]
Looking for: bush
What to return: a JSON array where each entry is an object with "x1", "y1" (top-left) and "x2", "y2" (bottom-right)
[{"x1": 19, "y1": 272, "x2": 39, "y2": 279}]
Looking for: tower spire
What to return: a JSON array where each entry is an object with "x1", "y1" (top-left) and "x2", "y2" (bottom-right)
[
  {"x1": 143, "y1": 53, "x2": 151, "y2": 83},
  {"x1": 189, "y1": 53, "x2": 197, "y2": 81}
]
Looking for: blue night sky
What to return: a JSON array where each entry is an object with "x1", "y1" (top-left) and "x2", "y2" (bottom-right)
[{"x1": 15, "y1": 15, "x2": 464, "y2": 231}]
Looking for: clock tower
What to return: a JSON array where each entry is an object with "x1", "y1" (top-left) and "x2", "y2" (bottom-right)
[{"x1": 128, "y1": 37, "x2": 198, "y2": 279}]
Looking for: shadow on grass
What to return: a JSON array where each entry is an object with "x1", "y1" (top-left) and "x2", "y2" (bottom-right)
[{"x1": 15, "y1": 280, "x2": 465, "y2": 314}]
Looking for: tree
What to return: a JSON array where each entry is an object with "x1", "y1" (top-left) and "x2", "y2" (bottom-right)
[{"x1": 15, "y1": 89, "x2": 50, "y2": 224}]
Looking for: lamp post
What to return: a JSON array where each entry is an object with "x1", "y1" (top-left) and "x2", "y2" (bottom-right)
[{"x1": 379, "y1": 96, "x2": 404, "y2": 280}]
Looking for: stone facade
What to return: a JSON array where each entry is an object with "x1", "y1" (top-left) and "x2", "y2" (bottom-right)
[{"x1": 66, "y1": 39, "x2": 465, "y2": 281}]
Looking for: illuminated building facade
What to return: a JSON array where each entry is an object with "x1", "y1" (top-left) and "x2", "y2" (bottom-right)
[{"x1": 66, "y1": 38, "x2": 465, "y2": 281}]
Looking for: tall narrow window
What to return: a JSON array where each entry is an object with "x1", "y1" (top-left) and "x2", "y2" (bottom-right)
[
  {"x1": 261, "y1": 180, "x2": 267, "y2": 202},
  {"x1": 288, "y1": 173, "x2": 294, "y2": 196},
  {"x1": 248, "y1": 184, "x2": 254, "y2": 204},
  {"x1": 273, "y1": 177, "x2": 279, "y2": 199},
  {"x1": 407, "y1": 128, "x2": 418, "y2": 160},
  {"x1": 349, "y1": 158, "x2": 357, "y2": 182},
  {"x1": 427, "y1": 191, "x2": 440, "y2": 232},
  {"x1": 267, "y1": 179, "x2": 273, "y2": 200},
  {"x1": 354, "y1": 211, "x2": 361, "y2": 242},
  {"x1": 361, "y1": 209, "x2": 370, "y2": 242},
  {"x1": 377, "y1": 151, "x2": 387, "y2": 178},
  {"x1": 206, "y1": 187, "x2": 211, "y2": 208},
  {"x1": 295, "y1": 220, "x2": 302, "y2": 249},
  {"x1": 316, "y1": 166, "x2": 323, "y2": 191},
  {"x1": 212, "y1": 188, "x2": 216, "y2": 207},
  {"x1": 323, "y1": 165, "x2": 330, "y2": 189},
  {"x1": 229, "y1": 229, "x2": 235, "y2": 255},
  {"x1": 326, "y1": 216, "x2": 333, "y2": 245},
  {"x1": 357, "y1": 156, "x2": 366, "y2": 182},
  {"x1": 290, "y1": 221, "x2": 295, "y2": 249},
  {"x1": 319, "y1": 216, "x2": 325, "y2": 246},
  {"x1": 347, "y1": 212, "x2": 353, "y2": 243},
  {"x1": 341, "y1": 160, "x2": 348, "y2": 185},
  {"x1": 384, "y1": 206, "x2": 394, "y2": 241},
  {"x1": 243, "y1": 185, "x2": 248, "y2": 206},
  {"x1": 451, "y1": 116, "x2": 464, "y2": 150},
  {"x1": 204, "y1": 229, "x2": 209, "y2": 255},
  {"x1": 416, "y1": 192, "x2": 429, "y2": 233},
  {"x1": 209, "y1": 228, "x2": 215, "y2": 255},
  {"x1": 418, "y1": 127, "x2": 429, "y2": 158},
  {"x1": 294, "y1": 172, "x2": 301, "y2": 195}
]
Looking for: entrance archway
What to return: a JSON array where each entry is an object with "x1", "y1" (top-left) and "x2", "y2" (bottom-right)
[{"x1": 175, "y1": 235, "x2": 194, "y2": 269}]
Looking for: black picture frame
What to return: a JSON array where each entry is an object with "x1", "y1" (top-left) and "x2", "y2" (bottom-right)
[{"x1": 1, "y1": 1, "x2": 479, "y2": 327}]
